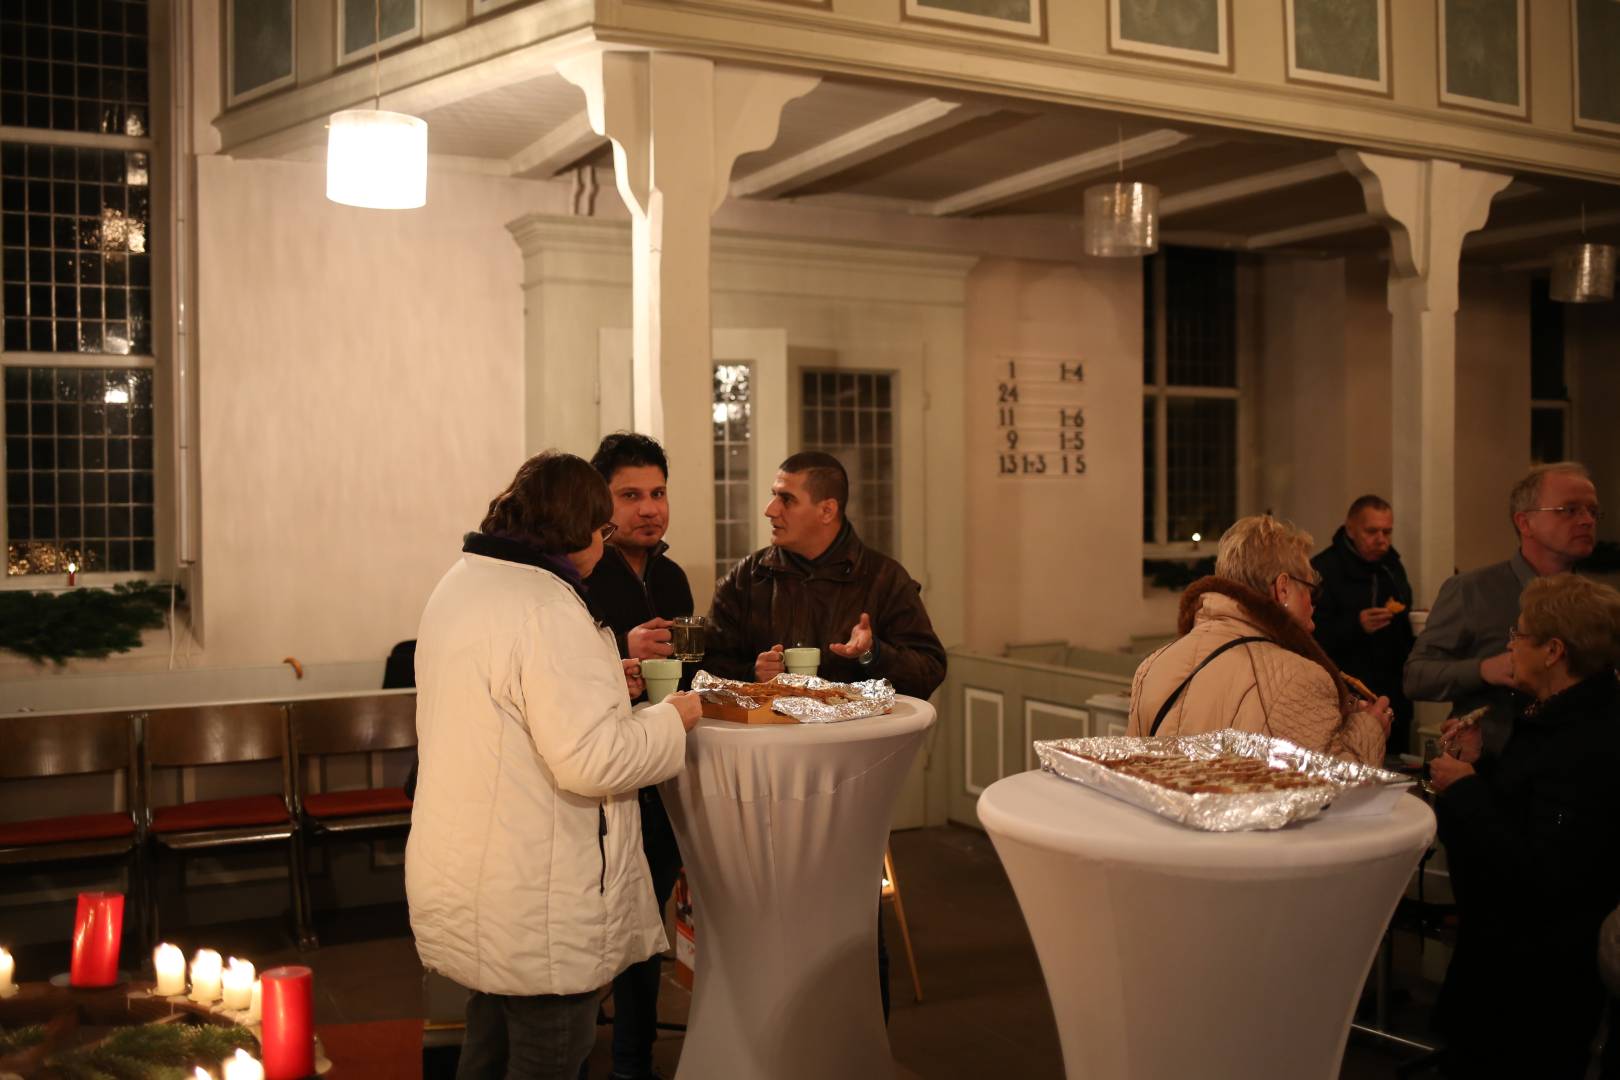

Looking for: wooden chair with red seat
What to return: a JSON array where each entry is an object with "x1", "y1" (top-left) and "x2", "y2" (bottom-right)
[
  {"x1": 288, "y1": 692, "x2": 416, "y2": 949},
  {"x1": 0, "y1": 710, "x2": 145, "y2": 956},
  {"x1": 139, "y1": 702, "x2": 312, "y2": 948}
]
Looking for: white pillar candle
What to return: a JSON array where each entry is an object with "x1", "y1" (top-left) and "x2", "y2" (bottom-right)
[
  {"x1": 153, "y1": 943, "x2": 186, "y2": 996},
  {"x1": 189, "y1": 948, "x2": 222, "y2": 1003},
  {"x1": 0, "y1": 947, "x2": 14, "y2": 993},
  {"x1": 222, "y1": 1047, "x2": 266, "y2": 1080},
  {"x1": 221, "y1": 957, "x2": 255, "y2": 1010},
  {"x1": 193, "y1": 1068, "x2": 211, "y2": 1080},
  {"x1": 247, "y1": 978, "x2": 262, "y2": 1023}
]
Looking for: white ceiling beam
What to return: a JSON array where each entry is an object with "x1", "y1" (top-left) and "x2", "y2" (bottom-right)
[
  {"x1": 1244, "y1": 213, "x2": 1378, "y2": 249},
  {"x1": 508, "y1": 110, "x2": 606, "y2": 179},
  {"x1": 1464, "y1": 207, "x2": 1620, "y2": 250},
  {"x1": 730, "y1": 99, "x2": 992, "y2": 200},
  {"x1": 1244, "y1": 179, "x2": 1539, "y2": 250},
  {"x1": 925, "y1": 128, "x2": 1194, "y2": 217},
  {"x1": 1158, "y1": 157, "x2": 1342, "y2": 218}
]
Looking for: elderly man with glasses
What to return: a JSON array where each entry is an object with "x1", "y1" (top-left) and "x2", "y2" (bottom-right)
[{"x1": 1404, "y1": 461, "x2": 1602, "y2": 754}]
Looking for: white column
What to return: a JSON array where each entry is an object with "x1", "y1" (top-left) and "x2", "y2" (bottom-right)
[
  {"x1": 558, "y1": 52, "x2": 817, "y2": 584},
  {"x1": 1340, "y1": 151, "x2": 1511, "y2": 604}
]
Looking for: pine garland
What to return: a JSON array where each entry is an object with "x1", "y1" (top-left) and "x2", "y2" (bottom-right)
[
  {"x1": 0, "y1": 1023, "x2": 46, "y2": 1054},
  {"x1": 6, "y1": 1018, "x2": 260, "y2": 1079},
  {"x1": 0, "y1": 581, "x2": 175, "y2": 665}
]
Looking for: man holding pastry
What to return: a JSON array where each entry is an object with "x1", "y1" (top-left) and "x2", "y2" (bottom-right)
[{"x1": 1310, "y1": 495, "x2": 1416, "y2": 754}]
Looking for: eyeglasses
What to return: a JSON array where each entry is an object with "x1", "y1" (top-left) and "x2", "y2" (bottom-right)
[
  {"x1": 1506, "y1": 625, "x2": 1529, "y2": 644},
  {"x1": 1525, "y1": 504, "x2": 1604, "y2": 523},
  {"x1": 1280, "y1": 573, "x2": 1322, "y2": 603},
  {"x1": 598, "y1": 522, "x2": 618, "y2": 541}
]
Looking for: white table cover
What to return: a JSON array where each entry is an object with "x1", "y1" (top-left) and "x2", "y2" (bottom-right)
[
  {"x1": 660, "y1": 697, "x2": 936, "y2": 1080},
  {"x1": 979, "y1": 770, "x2": 1435, "y2": 1080}
]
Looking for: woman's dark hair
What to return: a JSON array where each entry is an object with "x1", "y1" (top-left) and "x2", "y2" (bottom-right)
[{"x1": 479, "y1": 451, "x2": 612, "y2": 554}]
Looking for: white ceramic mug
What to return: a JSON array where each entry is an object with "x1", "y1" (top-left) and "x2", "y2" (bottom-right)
[
  {"x1": 783, "y1": 647, "x2": 820, "y2": 676},
  {"x1": 641, "y1": 658, "x2": 682, "y2": 701}
]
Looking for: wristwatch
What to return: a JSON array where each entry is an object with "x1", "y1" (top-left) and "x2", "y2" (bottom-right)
[{"x1": 858, "y1": 647, "x2": 877, "y2": 667}]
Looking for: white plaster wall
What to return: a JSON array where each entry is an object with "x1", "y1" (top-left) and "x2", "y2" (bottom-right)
[
  {"x1": 192, "y1": 157, "x2": 544, "y2": 667},
  {"x1": 962, "y1": 257, "x2": 1143, "y2": 654}
]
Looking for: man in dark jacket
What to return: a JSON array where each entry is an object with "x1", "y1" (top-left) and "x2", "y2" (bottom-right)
[
  {"x1": 585, "y1": 432, "x2": 692, "y2": 1080},
  {"x1": 706, "y1": 451, "x2": 946, "y2": 1025},
  {"x1": 1311, "y1": 495, "x2": 1416, "y2": 754},
  {"x1": 706, "y1": 451, "x2": 946, "y2": 700}
]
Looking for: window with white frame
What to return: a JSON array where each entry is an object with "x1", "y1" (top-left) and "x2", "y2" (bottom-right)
[
  {"x1": 713, "y1": 363, "x2": 753, "y2": 584},
  {"x1": 1529, "y1": 278, "x2": 1571, "y2": 465},
  {"x1": 1143, "y1": 247, "x2": 1240, "y2": 551},
  {"x1": 800, "y1": 369, "x2": 895, "y2": 558},
  {"x1": 1, "y1": 0, "x2": 160, "y2": 579}
]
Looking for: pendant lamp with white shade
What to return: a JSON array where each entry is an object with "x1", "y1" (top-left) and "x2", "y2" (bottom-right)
[{"x1": 326, "y1": 0, "x2": 428, "y2": 209}]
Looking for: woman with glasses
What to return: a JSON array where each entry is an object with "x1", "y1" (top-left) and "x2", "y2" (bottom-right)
[
  {"x1": 407, "y1": 451, "x2": 702, "y2": 1080},
  {"x1": 1428, "y1": 574, "x2": 1620, "y2": 1077},
  {"x1": 1127, "y1": 514, "x2": 1392, "y2": 765}
]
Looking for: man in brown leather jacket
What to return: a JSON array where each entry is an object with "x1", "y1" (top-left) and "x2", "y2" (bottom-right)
[{"x1": 706, "y1": 451, "x2": 946, "y2": 700}]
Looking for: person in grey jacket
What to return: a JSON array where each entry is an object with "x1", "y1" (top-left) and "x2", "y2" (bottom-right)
[{"x1": 1404, "y1": 462, "x2": 1600, "y2": 753}]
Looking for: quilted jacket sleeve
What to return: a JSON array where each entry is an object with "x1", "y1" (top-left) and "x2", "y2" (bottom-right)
[
  {"x1": 1255, "y1": 648, "x2": 1385, "y2": 765},
  {"x1": 517, "y1": 598, "x2": 686, "y2": 798}
]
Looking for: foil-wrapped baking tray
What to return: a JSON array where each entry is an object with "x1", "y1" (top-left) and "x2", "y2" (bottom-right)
[
  {"x1": 690, "y1": 670, "x2": 896, "y2": 724},
  {"x1": 1034, "y1": 729, "x2": 1412, "y2": 832}
]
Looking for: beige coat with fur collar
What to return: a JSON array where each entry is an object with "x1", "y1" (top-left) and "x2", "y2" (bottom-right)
[{"x1": 1127, "y1": 591, "x2": 1386, "y2": 765}]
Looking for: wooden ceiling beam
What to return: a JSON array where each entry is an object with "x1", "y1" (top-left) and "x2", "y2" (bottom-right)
[
  {"x1": 925, "y1": 128, "x2": 1194, "y2": 217},
  {"x1": 508, "y1": 110, "x2": 607, "y2": 179},
  {"x1": 729, "y1": 98, "x2": 994, "y2": 200},
  {"x1": 1158, "y1": 157, "x2": 1343, "y2": 218}
]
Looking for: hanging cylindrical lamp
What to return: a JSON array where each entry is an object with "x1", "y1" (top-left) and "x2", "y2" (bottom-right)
[
  {"x1": 1548, "y1": 242, "x2": 1616, "y2": 303},
  {"x1": 325, "y1": 0, "x2": 428, "y2": 210},
  {"x1": 1083, "y1": 180, "x2": 1160, "y2": 257},
  {"x1": 326, "y1": 109, "x2": 428, "y2": 209}
]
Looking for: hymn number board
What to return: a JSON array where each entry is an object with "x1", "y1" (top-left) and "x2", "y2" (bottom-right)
[{"x1": 996, "y1": 357, "x2": 1086, "y2": 478}]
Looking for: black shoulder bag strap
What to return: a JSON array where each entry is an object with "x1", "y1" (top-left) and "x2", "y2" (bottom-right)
[{"x1": 1149, "y1": 636, "x2": 1272, "y2": 736}]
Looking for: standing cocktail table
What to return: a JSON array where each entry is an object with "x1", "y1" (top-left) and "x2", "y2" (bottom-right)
[
  {"x1": 979, "y1": 770, "x2": 1434, "y2": 1080},
  {"x1": 660, "y1": 697, "x2": 935, "y2": 1080}
]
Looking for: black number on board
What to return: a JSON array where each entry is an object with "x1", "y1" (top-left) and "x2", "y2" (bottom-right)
[
  {"x1": 997, "y1": 383, "x2": 1019, "y2": 403},
  {"x1": 1005, "y1": 430, "x2": 1019, "y2": 449},
  {"x1": 1059, "y1": 362, "x2": 1083, "y2": 383},
  {"x1": 999, "y1": 406, "x2": 1016, "y2": 426},
  {"x1": 1059, "y1": 407, "x2": 1084, "y2": 428}
]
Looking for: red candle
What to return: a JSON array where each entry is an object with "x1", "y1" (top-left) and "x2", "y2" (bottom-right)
[
  {"x1": 68, "y1": 891, "x2": 124, "y2": 987},
  {"x1": 260, "y1": 965, "x2": 315, "y2": 1079}
]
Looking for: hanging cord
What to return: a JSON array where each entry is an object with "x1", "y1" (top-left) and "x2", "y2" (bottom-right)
[{"x1": 373, "y1": 0, "x2": 382, "y2": 109}]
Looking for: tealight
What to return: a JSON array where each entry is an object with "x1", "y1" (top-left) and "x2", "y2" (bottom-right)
[
  {"x1": 189, "y1": 948, "x2": 222, "y2": 1003},
  {"x1": 153, "y1": 943, "x2": 186, "y2": 996},
  {"x1": 223, "y1": 1047, "x2": 266, "y2": 1080},
  {"x1": 0, "y1": 946, "x2": 15, "y2": 996}
]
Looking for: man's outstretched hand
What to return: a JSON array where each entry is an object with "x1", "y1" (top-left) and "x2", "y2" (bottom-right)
[{"x1": 828, "y1": 613, "x2": 874, "y2": 659}]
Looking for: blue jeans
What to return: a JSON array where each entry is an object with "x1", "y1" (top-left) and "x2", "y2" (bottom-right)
[
  {"x1": 457, "y1": 987, "x2": 599, "y2": 1080},
  {"x1": 607, "y1": 788, "x2": 682, "y2": 1079}
]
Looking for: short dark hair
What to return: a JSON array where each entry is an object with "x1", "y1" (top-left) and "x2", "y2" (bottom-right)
[
  {"x1": 480, "y1": 451, "x2": 612, "y2": 554},
  {"x1": 779, "y1": 451, "x2": 848, "y2": 517},
  {"x1": 1346, "y1": 495, "x2": 1391, "y2": 519},
  {"x1": 591, "y1": 432, "x2": 669, "y2": 483}
]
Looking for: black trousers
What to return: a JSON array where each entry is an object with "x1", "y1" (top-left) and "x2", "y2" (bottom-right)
[{"x1": 458, "y1": 987, "x2": 599, "y2": 1080}]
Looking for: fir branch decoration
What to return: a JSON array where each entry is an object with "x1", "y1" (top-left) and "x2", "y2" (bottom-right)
[
  {"x1": 0, "y1": 581, "x2": 175, "y2": 665},
  {"x1": 31, "y1": 1019, "x2": 257, "y2": 1079},
  {"x1": 0, "y1": 1023, "x2": 47, "y2": 1054}
]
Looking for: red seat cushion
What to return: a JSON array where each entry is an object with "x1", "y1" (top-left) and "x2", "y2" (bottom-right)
[
  {"x1": 304, "y1": 787, "x2": 412, "y2": 819},
  {"x1": 151, "y1": 795, "x2": 290, "y2": 833},
  {"x1": 0, "y1": 812, "x2": 136, "y2": 847}
]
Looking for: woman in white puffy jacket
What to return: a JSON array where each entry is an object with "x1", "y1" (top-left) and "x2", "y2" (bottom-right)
[{"x1": 406, "y1": 451, "x2": 701, "y2": 1080}]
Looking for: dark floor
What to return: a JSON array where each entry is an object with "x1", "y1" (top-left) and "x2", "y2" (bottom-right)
[{"x1": 13, "y1": 825, "x2": 1471, "y2": 1078}]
